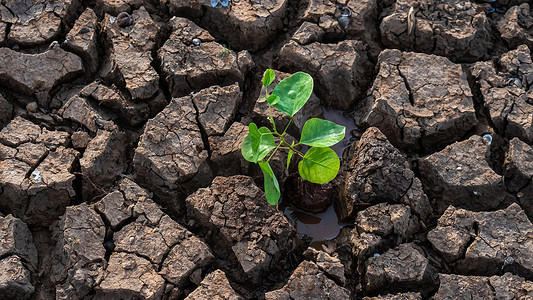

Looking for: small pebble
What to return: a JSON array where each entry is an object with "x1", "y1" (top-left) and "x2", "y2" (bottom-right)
[
  {"x1": 127, "y1": 204, "x2": 136, "y2": 217},
  {"x1": 502, "y1": 256, "x2": 514, "y2": 269},
  {"x1": 78, "y1": 27, "x2": 90, "y2": 34},
  {"x1": 117, "y1": 12, "x2": 133, "y2": 27},
  {"x1": 482, "y1": 134, "x2": 492, "y2": 145},
  {"x1": 94, "y1": 118, "x2": 104, "y2": 128},
  {"x1": 104, "y1": 240, "x2": 115, "y2": 251},
  {"x1": 131, "y1": 209, "x2": 138, "y2": 219},
  {"x1": 407, "y1": 6, "x2": 415, "y2": 36},
  {"x1": 338, "y1": 15, "x2": 350, "y2": 28},
  {"x1": 337, "y1": 7, "x2": 352, "y2": 29},
  {"x1": 507, "y1": 77, "x2": 522, "y2": 88},
  {"x1": 48, "y1": 40, "x2": 59, "y2": 49},
  {"x1": 26, "y1": 102, "x2": 38, "y2": 113},
  {"x1": 31, "y1": 170, "x2": 42, "y2": 183},
  {"x1": 211, "y1": 0, "x2": 229, "y2": 7},
  {"x1": 192, "y1": 38, "x2": 201, "y2": 46}
]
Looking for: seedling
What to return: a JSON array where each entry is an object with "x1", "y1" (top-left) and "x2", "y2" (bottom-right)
[
  {"x1": 219, "y1": 45, "x2": 231, "y2": 57},
  {"x1": 67, "y1": 234, "x2": 80, "y2": 245},
  {"x1": 241, "y1": 69, "x2": 346, "y2": 205}
]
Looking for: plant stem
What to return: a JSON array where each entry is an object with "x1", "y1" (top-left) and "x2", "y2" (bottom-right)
[
  {"x1": 281, "y1": 117, "x2": 293, "y2": 136},
  {"x1": 280, "y1": 139, "x2": 304, "y2": 158},
  {"x1": 289, "y1": 146, "x2": 305, "y2": 157},
  {"x1": 268, "y1": 104, "x2": 278, "y2": 134},
  {"x1": 266, "y1": 141, "x2": 282, "y2": 162}
]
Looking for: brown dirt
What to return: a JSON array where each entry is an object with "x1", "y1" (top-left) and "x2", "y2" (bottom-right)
[{"x1": 0, "y1": 0, "x2": 533, "y2": 299}]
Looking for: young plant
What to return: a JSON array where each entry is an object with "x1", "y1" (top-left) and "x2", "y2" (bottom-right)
[
  {"x1": 67, "y1": 234, "x2": 81, "y2": 245},
  {"x1": 241, "y1": 69, "x2": 346, "y2": 205},
  {"x1": 219, "y1": 45, "x2": 231, "y2": 57}
]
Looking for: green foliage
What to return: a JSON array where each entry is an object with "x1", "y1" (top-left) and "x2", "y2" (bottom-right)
[
  {"x1": 286, "y1": 140, "x2": 295, "y2": 170},
  {"x1": 300, "y1": 118, "x2": 345, "y2": 147},
  {"x1": 258, "y1": 161, "x2": 280, "y2": 205},
  {"x1": 219, "y1": 45, "x2": 231, "y2": 57},
  {"x1": 263, "y1": 69, "x2": 275, "y2": 87},
  {"x1": 266, "y1": 94, "x2": 280, "y2": 105},
  {"x1": 241, "y1": 123, "x2": 276, "y2": 163},
  {"x1": 67, "y1": 234, "x2": 80, "y2": 245},
  {"x1": 272, "y1": 72, "x2": 313, "y2": 117},
  {"x1": 298, "y1": 147, "x2": 340, "y2": 184},
  {"x1": 241, "y1": 69, "x2": 346, "y2": 205}
]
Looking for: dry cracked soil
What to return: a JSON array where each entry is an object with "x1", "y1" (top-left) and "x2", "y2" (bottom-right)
[{"x1": 1, "y1": 0, "x2": 533, "y2": 299}]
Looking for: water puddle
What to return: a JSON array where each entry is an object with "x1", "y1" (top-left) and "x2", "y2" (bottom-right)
[
  {"x1": 281, "y1": 108, "x2": 357, "y2": 247},
  {"x1": 322, "y1": 108, "x2": 358, "y2": 157},
  {"x1": 281, "y1": 201, "x2": 349, "y2": 246}
]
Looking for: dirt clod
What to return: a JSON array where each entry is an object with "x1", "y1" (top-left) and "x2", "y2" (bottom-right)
[
  {"x1": 265, "y1": 260, "x2": 350, "y2": 299},
  {"x1": 186, "y1": 175, "x2": 295, "y2": 284},
  {"x1": 339, "y1": 127, "x2": 432, "y2": 222},
  {"x1": 419, "y1": 135, "x2": 508, "y2": 213},
  {"x1": 354, "y1": 49, "x2": 477, "y2": 150}
]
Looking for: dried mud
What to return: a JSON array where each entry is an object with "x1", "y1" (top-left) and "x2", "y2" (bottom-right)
[{"x1": 0, "y1": 0, "x2": 533, "y2": 299}]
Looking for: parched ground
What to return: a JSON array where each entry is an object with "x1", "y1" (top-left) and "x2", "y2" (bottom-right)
[{"x1": 0, "y1": 0, "x2": 533, "y2": 299}]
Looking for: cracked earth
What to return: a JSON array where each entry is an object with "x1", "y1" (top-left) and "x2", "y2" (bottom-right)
[{"x1": 1, "y1": 0, "x2": 533, "y2": 299}]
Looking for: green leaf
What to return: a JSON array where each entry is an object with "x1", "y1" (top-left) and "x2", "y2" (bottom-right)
[
  {"x1": 258, "y1": 161, "x2": 280, "y2": 205},
  {"x1": 263, "y1": 69, "x2": 275, "y2": 87},
  {"x1": 272, "y1": 72, "x2": 313, "y2": 117},
  {"x1": 286, "y1": 141, "x2": 295, "y2": 170},
  {"x1": 267, "y1": 94, "x2": 280, "y2": 105},
  {"x1": 298, "y1": 147, "x2": 340, "y2": 184},
  {"x1": 300, "y1": 118, "x2": 346, "y2": 147},
  {"x1": 241, "y1": 123, "x2": 275, "y2": 163}
]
